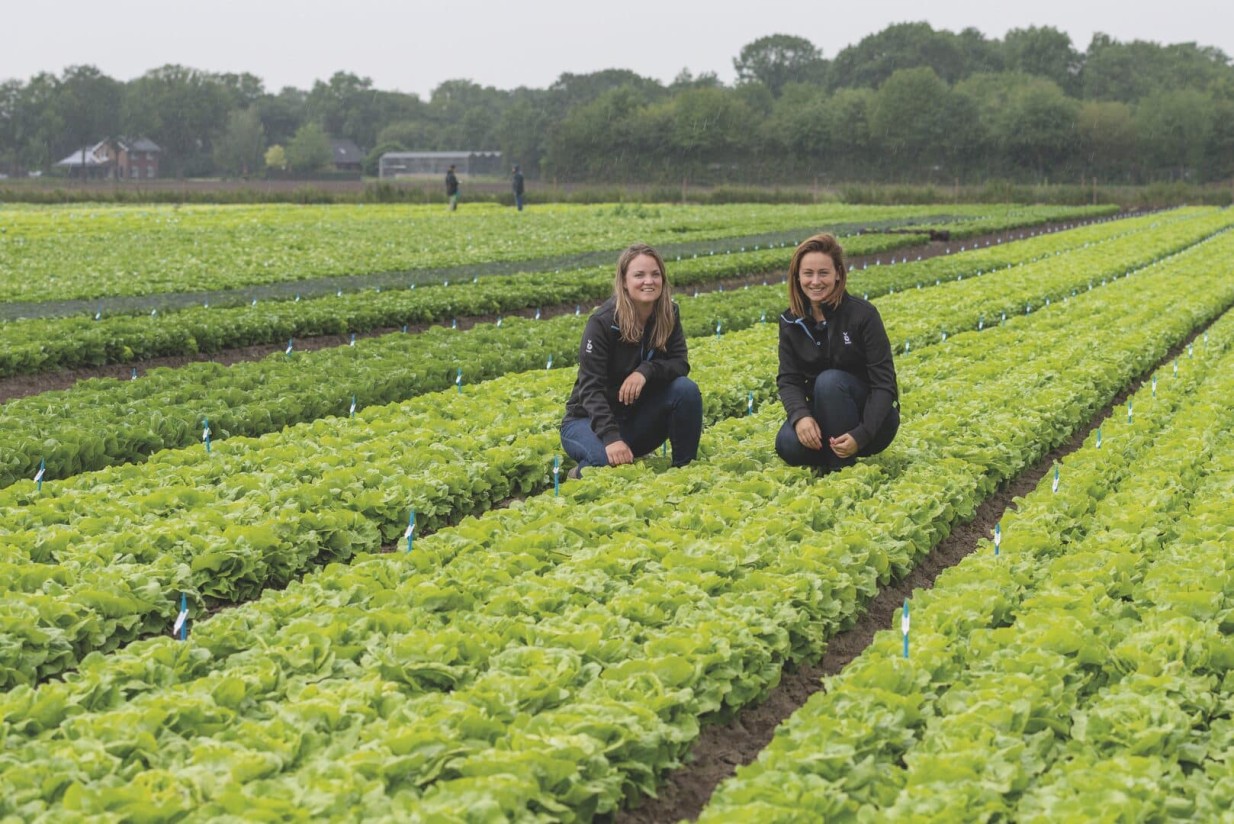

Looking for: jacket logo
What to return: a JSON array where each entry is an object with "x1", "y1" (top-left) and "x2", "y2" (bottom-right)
[
  {"x1": 585, "y1": 338, "x2": 593, "y2": 353},
  {"x1": 843, "y1": 332, "x2": 852, "y2": 345}
]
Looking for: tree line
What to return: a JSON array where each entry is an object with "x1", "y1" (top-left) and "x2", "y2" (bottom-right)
[{"x1": 2, "y1": 23, "x2": 1231, "y2": 185}]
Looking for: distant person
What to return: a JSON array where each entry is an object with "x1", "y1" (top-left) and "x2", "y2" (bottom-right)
[
  {"x1": 445, "y1": 165, "x2": 459, "y2": 211},
  {"x1": 775, "y1": 232, "x2": 899, "y2": 472},
  {"x1": 512, "y1": 164, "x2": 525, "y2": 211},
  {"x1": 560, "y1": 243, "x2": 702, "y2": 479}
]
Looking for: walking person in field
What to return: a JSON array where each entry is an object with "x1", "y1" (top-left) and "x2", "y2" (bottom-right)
[
  {"x1": 775, "y1": 233, "x2": 899, "y2": 471},
  {"x1": 445, "y1": 164, "x2": 460, "y2": 211},
  {"x1": 561, "y1": 243, "x2": 703, "y2": 478},
  {"x1": 512, "y1": 164, "x2": 525, "y2": 211}
]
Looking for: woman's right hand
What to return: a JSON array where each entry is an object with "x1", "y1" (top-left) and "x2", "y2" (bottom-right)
[
  {"x1": 794, "y1": 416, "x2": 823, "y2": 450},
  {"x1": 606, "y1": 440, "x2": 635, "y2": 465}
]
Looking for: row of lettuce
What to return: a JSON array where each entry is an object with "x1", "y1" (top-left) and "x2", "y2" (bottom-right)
[
  {"x1": 1, "y1": 216, "x2": 1231, "y2": 821},
  {"x1": 2, "y1": 216, "x2": 1224, "y2": 687},
  {"x1": 1, "y1": 208, "x2": 1218, "y2": 490},
  {"x1": 0, "y1": 204, "x2": 1118, "y2": 378},
  {"x1": 701, "y1": 304, "x2": 1234, "y2": 822},
  {"x1": 0, "y1": 202, "x2": 1111, "y2": 304}
]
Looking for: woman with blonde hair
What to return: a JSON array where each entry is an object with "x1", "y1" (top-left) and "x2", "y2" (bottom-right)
[
  {"x1": 775, "y1": 233, "x2": 899, "y2": 471},
  {"x1": 561, "y1": 243, "x2": 702, "y2": 478}
]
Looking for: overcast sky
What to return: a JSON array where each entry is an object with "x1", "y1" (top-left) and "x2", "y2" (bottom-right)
[{"x1": 5, "y1": 0, "x2": 1232, "y2": 97}]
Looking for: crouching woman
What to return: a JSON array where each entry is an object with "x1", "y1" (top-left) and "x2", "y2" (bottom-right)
[
  {"x1": 775, "y1": 233, "x2": 899, "y2": 472},
  {"x1": 560, "y1": 243, "x2": 703, "y2": 478}
]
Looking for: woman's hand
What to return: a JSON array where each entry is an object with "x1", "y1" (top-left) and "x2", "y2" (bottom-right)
[
  {"x1": 794, "y1": 416, "x2": 823, "y2": 450},
  {"x1": 829, "y1": 433, "x2": 858, "y2": 459},
  {"x1": 606, "y1": 440, "x2": 635, "y2": 465},
  {"x1": 618, "y1": 371, "x2": 647, "y2": 405}
]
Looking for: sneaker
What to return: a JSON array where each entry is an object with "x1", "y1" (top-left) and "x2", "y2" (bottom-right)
[{"x1": 566, "y1": 465, "x2": 582, "y2": 480}]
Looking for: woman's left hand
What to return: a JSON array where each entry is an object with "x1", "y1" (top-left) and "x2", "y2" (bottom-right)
[
  {"x1": 618, "y1": 372, "x2": 647, "y2": 405},
  {"x1": 829, "y1": 433, "x2": 858, "y2": 459}
]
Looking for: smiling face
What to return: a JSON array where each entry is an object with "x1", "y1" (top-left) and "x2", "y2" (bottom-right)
[
  {"x1": 798, "y1": 250, "x2": 840, "y2": 310},
  {"x1": 622, "y1": 253, "x2": 663, "y2": 311}
]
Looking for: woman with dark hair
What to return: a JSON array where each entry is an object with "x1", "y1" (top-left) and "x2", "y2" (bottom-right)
[
  {"x1": 775, "y1": 233, "x2": 899, "y2": 471},
  {"x1": 560, "y1": 243, "x2": 703, "y2": 478}
]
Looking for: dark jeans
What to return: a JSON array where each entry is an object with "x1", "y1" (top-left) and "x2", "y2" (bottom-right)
[
  {"x1": 561, "y1": 376, "x2": 703, "y2": 470},
  {"x1": 775, "y1": 369, "x2": 899, "y2": 471}
]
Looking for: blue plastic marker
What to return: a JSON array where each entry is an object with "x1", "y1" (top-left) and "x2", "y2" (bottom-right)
[
  {"x1": 747, "y1": 391, "x2": 754, "y2": 416},
  {"x1": 402, "y1": 324, "x2": 408, "y2": 334},
  {"x1": 1188, "y1": 342, "x2": 1193, "y2": 358},
  {"x1": 1052, "y1": 465, "x2": 1060, "y2": 494},
  {"x1": 546, "y1": 354, "x2": 553, "y2": 370},
  {"x1": 901, "y1": 600, "x2": 910, "y2": 658},
  {"x1": 202, "y1": 419, "x2": 211, "y2": 454},
  {"x1": 994, "y1": 521, "x2": 1002, "y2": 555},
  {"x1": 131, "y1": 368, "x2": 138, "y2": 380},
  {"x1": 173, "y1": 593, "x2": 189, "y2": 640},
  {"x1": 1127, "y1": 400, "x2": 1133, "y2": 424},
  {"x1": 535, "y1": 307, "x2": 541, "y2": 320},
  {"x1": 349, "y1": 395, "x2": 357, "y2": 418},
  {"x1": 455, "y1": 368, "x2": 463, "y2": 393},
  {"x1": 496, "y1": 317, "x2": 503, "y2": 328},
  {"x1": 553, "y1": 456, "x2": 561, "y2": 496},
  {"x1": 575, "y1": 305, "x2": 581, "y2": 316},
  {"x1": 715, "y1": 321, "x2": 722, "y2": 338},
  {"x1": 1173, "y1": 359, "x2": 1178, "y2": 377},
  {"x1": 95, "y1": 304, "x2": 102, "y2": 321},
  {"x1": 1152, "y1": 375, "x2": 1157, "y2": 397},
  {"x1": 405, "y1": 510, "x2": 416, "y2": 552},
  {"x1": 452, "y1": 318, "x2": 457, "y2": 329},
  {"x1": 1096, "y1": 428, "x2": 1102, "y2": 449},
  {"x1": 904, "y1": 340, "x2": 911, "y2": 354},
  {"x1": 34, "y1": 458, "x2": 46, "y2": 492},
  {"x1": 760, "y1": 311, "x2": 767, "y2": 323},
  {"x1": 285, "y1": 338, "x2": 293, "y2": 356}
]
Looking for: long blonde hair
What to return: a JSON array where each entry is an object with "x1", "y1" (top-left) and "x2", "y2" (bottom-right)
[
  {"x1": 613, "y1": 243, "x2": 675, "y2": 349},
  {"x1": 788, "y1": 233, "x2": 848, "y2": 318}
]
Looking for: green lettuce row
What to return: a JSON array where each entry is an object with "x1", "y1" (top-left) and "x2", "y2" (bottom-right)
[
  {"x1": 700, "y1": 312, "x2": 1234, "y2": 821},
  {"x1": 2, "y1": 202, "x2": 1057, "y2": 305},
  {"x1": 0, "y1": 219, "x2": 1228, "y2": 689},
  {"x1": 0, "y1": 205, "x2": 1125, "y2": 378},
  {"x1": 2, "y1": 237, "x2": 1231, "y2": 820},
  {"x1": 0, "y1": 202, "x2": 1112, "y2": 305},
  {"x1": 2, "y1": 208, "x2": 1220, "y2": 493}
]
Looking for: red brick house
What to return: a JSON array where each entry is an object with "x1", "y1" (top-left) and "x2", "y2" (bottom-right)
[{"x1": 55, "y1": 137, "x2": 161, "y2": 179}]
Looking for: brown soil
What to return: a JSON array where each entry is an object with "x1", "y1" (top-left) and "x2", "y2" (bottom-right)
[
  {"x1": 614, "y1": 323, "x2": 1208, "y2": 824},
  {"x1": 0, "y1": 217, "x2": 1111, "y2": 405}
]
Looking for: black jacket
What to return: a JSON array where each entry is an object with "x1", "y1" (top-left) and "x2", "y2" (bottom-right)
[
  {"x1": 512, "y1": 171, "x2": 525, "y2": 195},
  {"x1": 445, "y1": 170, "x2": 459, "y2": 195},
  {"x1": 564, "y1": 298, "x2": 690, "y2": 444},
  {"x1": 777, "y1": 293, "x2": 898, "y2": 448}
]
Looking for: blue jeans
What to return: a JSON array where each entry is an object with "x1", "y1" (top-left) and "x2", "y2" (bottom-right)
[
  {"x1": 775, "y1": 369, "x2": 899, "y2": 470},
  {"x1": 515, "y1": 193, "x2": 524, "y2": 211},
  {"x1": 561, "y1": 376, "x2": 702, "y2": 470}
]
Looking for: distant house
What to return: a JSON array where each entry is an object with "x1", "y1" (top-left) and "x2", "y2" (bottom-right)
[
  {"x1": 330, "y1": 139, "x2": 365, "y2": 173},
  {"x1": 378, "y1": 150, "x2": 503, "y2": 179},
  {"x1": 55, "y1": 138, "x2": 161, "y2": 179}
]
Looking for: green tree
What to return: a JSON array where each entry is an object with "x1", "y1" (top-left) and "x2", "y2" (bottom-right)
[
  {"x1": 1135, "y1": 89, "x2": 1214, "y2": 179},
  {"x1": 285, "y1": 122, "x2": 332, "y2": 172},
  {"x1": 213, "y1": 107, "x2": 266, "y2": 176},
  {"x1": 1003, "y1": 27, "x2": 1079, "y2": 93},
  {"x1": 829, "y1": 23, "x2": 970, "y2": 89},
  {"x1": 733, "y1": 34, "x2": 826, "y2": 97},
  {"x1": 869, "y1": 68, "x2": 956, "y2": 176},
  {"x1": 264, "y1": 144, "x2": 286, "y2": 170},
  {"x1": 995, "y1": 79, "x2": 1079, "y2": 180},
  {"x1": 1076, "y1": 100, "x2": 1137, "y2": 180},
  {"x1": 125, "y1": 65, "x2": 232, "y2": 176},
  {"x1": 56, "y1": 65, "x2": 123, "y2": 175}
]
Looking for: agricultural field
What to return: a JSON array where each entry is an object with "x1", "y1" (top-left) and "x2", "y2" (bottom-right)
[{"x1": 2, "y1": 200, "x2": 1230, "y2": 821}]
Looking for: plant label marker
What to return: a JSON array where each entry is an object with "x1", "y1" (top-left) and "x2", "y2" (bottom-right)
[
  {"x1": 295, "y1": 294, "x2": 300, "y2": 302},
  {"x1": 904, "y1": 340, "x2": 911, "y2": 354},
  {"x1": 34, "y1": 458, "x2": 46, "y2": 492},
  {"x1": 901, "y1": 600, "x2": 910, "y2": 658},
  {"x1": 202, "y1": 419, "x2": 211, "y2": 454},
  {"x1": 575, "y1": 305, "x2": 581, "y2": 316},
  {"x1": 1000, "y1": 312, "x2": 1006, "y2": 326},
  {"x1": 941, "y1": 331, "x2": 947, "y2": 342},
  {"x1": 405, "y1": 511, "x2": 416, "y2": 553},
  {"x1": 1096, "y1": 428, "x2": 1102, "y2": 449},
  {"x1": 552, "y1": 456, "x2": 561, "y2": 496},
  {"x1": 747, "y1": 391, "x2": 754, "y2": 416},
  {"x1": 1188, "y1": 342, "x2": 1193, "y2": 358},
  {"x1": 95, "y1": 304, "x2": 102, "y2": 321},
  {"x1": 1152, "y1": 375, "x2": 1157, "y2": 396},
  {"x1": 173, "y1": 593, "x2": 188, "y2": 640},
  {"x1": 662, "y1": 441, "x2": 668, "y2": 457},
  {"x1": 349, "y1": 334, "x2": 356, "y2": 347},
  {"x1": 402, "y1": 324, "x2": 408, "y2": 334},
  {"x1": 1052, "y1": 465, "x2": 1060, "y2": 494},
  {"x1": 455, "y1": 368, "x2": 463, "y2": 394},
  {"x1": 978, "y1": 317, "x2": 984, "y2": 331},
  {"x1": 252, "y1": 298, "x2": 257, "y2": 306},
  {"x1": 715, "y1": 321, "x2": 722, "y2": 338},
  {"x1": 452, "y1": 318, "x2": 457, "y2": 329},
  {"x1": 1173, "y1": 359, "x2": 1178, "y2": 377},
  {"x1": 546, "y1": 354, "x2": 553, "y2": 370},
  {"x1": 349, "y1": 395, "x2": 357, "y2": 418},
  {"x1": 285, "y1": 338, "x2": 293, "y2": 357},
  {"x1": 1127, "y1": 400, "x2": 1133, "y2": 424},
  {"x1": 496, "y1": 317, "x2": 503, "y2": 328},
  {"x1": 535, "y1": 307, "x2": 541, "y2": 320},
  {"x1": 760, "y1": 311, "x2": 767, "y2": 323},
  {"x1": 131, "y1": 368, "x2": 138, "y2": 380}
]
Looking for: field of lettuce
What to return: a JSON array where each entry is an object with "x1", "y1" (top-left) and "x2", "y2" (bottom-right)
[{"x1": 2, "y1": 201, "x2": 1231, "y2": 821}]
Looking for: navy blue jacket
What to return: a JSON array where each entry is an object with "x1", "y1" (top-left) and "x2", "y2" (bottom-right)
[
  {"x1": 564, "y1": 298, "x2": 690, "y2": 444},
  {"x1": 777, "y1": 293, "x2": 898, "y2": 448}
]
